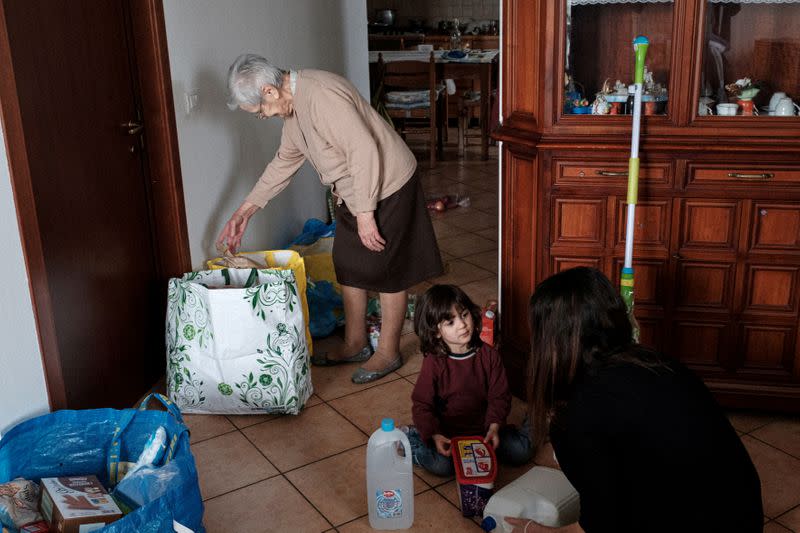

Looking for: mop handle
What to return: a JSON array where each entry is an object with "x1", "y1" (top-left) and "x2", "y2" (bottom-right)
[{"x1": 622, "y1": 36, "x2": 649, "y2": 309}]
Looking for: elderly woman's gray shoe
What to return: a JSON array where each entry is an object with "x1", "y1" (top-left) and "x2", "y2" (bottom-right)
[
  {"x1": 311, "y1": 345, "x2": 373, "y2": 366},
  {"x1": 351, "y1": 356, "x2": 403, "y2": 384}
]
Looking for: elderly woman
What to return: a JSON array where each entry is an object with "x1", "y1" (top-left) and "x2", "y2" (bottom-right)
[{"x1": 217, "y1": 54, "x2": 443, "y2": 384}]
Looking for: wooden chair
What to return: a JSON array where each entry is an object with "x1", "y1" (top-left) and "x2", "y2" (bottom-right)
[{"x1": 378, "y1": 52, "x2": 445, "y2": 165}]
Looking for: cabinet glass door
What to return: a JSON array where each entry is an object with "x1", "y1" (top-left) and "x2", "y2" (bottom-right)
[
  {"x1": 699, "y1": 0, "x2": 800, "y2": 118},
  {"x1": 565, "y1": 0, "x2": 674, "y2": 117}
]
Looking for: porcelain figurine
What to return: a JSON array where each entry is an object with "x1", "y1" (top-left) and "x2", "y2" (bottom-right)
[{"x1": 592, "y1": 94, "x2": 610, "y2": 115}]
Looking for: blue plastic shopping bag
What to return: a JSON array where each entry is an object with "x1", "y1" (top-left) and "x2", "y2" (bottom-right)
[{"x1": 0, "y1": 394, "x2": 204, "y2": 532}]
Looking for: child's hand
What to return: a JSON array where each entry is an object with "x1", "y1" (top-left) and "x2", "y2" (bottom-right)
[
  {"x1": 432, "y1": 434, "x2": 452, "y2": 456},
  {"x1": 484, "y1": 423, "x2": 500, "y2": 449}
]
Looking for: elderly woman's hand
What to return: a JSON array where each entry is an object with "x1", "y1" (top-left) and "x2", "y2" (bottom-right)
[
  {"x1": 217, "y1": 202, "x2": 259, "y2": 254},
  {"x1": 356, "y1": 211, "x2": 386, "y2": 252}
]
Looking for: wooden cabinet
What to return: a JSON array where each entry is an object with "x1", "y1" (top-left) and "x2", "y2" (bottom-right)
[{"x1": 497, "y1": 0, "x2": 800, "y2": 411}]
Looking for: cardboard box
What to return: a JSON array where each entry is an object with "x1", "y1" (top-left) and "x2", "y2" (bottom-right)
[{"x1": 39, "y1": 476, "x2": 122, "y2": 533}]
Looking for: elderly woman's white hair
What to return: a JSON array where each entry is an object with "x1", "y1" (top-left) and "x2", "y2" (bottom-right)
[{"x1": 227, "y1": 54, "x2": 286, "y2": 110}]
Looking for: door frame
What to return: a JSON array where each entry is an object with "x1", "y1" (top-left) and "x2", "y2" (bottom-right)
[{"x1": 0, "y1": 0, "x2": 190, "y2": 410}]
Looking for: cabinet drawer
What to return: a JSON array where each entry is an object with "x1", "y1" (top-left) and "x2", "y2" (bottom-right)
[
  {"x1": 689, "y1": 164, "x2": 800, "y2": 187},
  {"x1": 554, "y1": 160, "x2": 672, "y2": 187}
]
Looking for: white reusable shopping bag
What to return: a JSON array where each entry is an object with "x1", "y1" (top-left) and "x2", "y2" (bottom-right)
[{"x1": 166, "y1": 267, "x2": 313, "y2": 414}]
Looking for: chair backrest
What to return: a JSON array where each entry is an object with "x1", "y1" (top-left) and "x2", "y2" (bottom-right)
[{"x1": 378, "y1": 52, "x2": 437, "y2": 103}]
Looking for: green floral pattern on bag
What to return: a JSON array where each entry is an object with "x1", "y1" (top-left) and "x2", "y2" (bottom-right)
[
  {"x1": 234, "y1": 323, "x2": 310, "y2": 412},
  {"x1": 166, "y1": 267, "x2": 311, "y2": 414}
]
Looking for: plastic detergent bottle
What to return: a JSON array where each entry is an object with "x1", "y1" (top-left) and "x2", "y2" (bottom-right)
[
  {"x1": 480, "y1": 466, "x2": 580, "y2": 532},
  {"x1": 366, "y1": 418, "x2": 414, "y2": 530}
]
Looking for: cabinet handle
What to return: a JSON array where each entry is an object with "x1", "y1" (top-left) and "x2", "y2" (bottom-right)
[
  {"x1": 672, "y1": 253, "x2": 681, "y2": 260},
  {"x1": 727, "y1": 172, "x2": 774, "y2": 180},
  {"x1": 595, "y1": 170, "x2": 629, "y2": 177}
]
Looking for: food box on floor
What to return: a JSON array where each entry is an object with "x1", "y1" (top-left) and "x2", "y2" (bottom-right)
[
  {"x1": 451, "y1": 436, "x2": 497, "y2": 517},
  {"x1": 39, "y1": 476, "x2": 122, "y2": 533}
]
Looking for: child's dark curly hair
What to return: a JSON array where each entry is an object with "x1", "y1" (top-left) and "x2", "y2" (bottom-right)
[{"x1": 414, "y1": 284, "x2": 482, "y2": 357}]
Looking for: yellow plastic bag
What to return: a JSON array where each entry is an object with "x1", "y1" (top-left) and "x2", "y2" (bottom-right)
[
  {"x1": 290, "y1": 237, "x2": 339, "y2": 293},
  {"x1": 207, "y1": 249, "x2": 312, "y2": 354}
]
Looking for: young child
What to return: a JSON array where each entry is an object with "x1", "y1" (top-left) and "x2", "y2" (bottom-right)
[{"x1": 404, "y1": 284, "x2": 532, "y2": 476}]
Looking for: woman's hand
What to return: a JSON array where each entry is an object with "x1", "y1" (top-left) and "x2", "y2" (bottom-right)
[
  {"x1": 217, "y1": 202, "x2": 259, "y2": 254},
  {"x1": 484, "y1": 422, "x2": 500, "y2": 449},
  {"x1": 432, "y1": 434, "x2": 451, "y2": 456},
  {"x1": 356, "y1": 211, "x2": 386, "y2": 252}
]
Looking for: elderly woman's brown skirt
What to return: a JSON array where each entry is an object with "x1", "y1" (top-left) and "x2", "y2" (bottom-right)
[{"x1": 333, "y1": 173, "x2": 443, "y2": 293}]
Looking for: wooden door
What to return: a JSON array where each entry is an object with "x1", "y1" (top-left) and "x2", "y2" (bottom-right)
[{"x1": 0, "y1": 0, "x2": 187, "y2": 409}]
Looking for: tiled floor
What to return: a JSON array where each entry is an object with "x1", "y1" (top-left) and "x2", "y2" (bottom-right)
[{"x1": 187, "y1": 137, "x2": 800, "y2": 532}]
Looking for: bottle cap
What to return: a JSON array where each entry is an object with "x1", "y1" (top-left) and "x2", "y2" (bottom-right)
[
  {"x1": 480, "y1": 516, "x2": 497, "y2": 531},
  {"x1": 381, "y1": 418, "x2": 395, "y2": 432}
]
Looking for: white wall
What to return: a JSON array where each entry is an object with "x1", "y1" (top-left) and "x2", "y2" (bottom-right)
[
  {"x1": 0, "y1": 124, "x2": 50, "y2": 437},
  {"x1": 162, "y1": 0, "x2": 369, "y2": 268},
  {"x1": 0, "y1": 0, "x2": 369, "y2": 435}
]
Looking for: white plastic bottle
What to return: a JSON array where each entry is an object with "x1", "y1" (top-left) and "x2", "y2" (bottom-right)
[
  {"x1": 366, "y1": 418, "x2": 414, "y2": 530},
  {"x1": 480, "y1": 466, "x2": 580, "y2": 532}
]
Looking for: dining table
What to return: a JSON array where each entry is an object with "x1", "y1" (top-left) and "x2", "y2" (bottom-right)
[{"x1": 369, "y1": 49, "x2": 500, "y2": 160}]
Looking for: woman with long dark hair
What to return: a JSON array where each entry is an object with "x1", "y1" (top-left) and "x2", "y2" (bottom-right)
[{"x1": 506, "y1": 267, "x2": 762, "y2": 532}]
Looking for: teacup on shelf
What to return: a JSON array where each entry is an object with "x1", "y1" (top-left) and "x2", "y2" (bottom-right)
[{"x1": 716, "y1": 103, "x2": 738, "y2": 116}]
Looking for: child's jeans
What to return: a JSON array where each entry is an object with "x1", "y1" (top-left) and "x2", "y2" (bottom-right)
[{"x1": 402, "y1": 420, "x2": 533, "y2": 477}]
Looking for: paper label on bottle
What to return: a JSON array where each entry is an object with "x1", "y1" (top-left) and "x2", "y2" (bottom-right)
[{"x1": 375, "y1": 488, "x2": 403, "y2": 519}]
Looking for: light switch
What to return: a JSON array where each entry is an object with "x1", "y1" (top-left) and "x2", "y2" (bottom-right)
[{"x1": 184, "y1": 90, "x2": 199, "y2": 114}]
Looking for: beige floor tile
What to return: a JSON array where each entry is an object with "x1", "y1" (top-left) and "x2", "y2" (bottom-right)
[
  {"x1": 203, "y1": 476, "x2": 330, "y2": 533},
  {"x1": 437, "y1": 233, "x2": 496, "y2": 258},
  {"x1": 469, "y1": 192, "x2": 499, "y2": 211},
  {"x1": 430, "y1": 259, "x2": 495, "y2": 286},
  {"x1": 461, "y1": 277, "x2": 499, "y2": 307},
  {"x1": 398, "y1": 337, "x2": 424, "y2": 377},
  {"x1": 405, "y1": 373, "x2": 420, "y2": 384},
  {"x1": 443, "y1": 211, "x2": 499, "y2": 233},
  {"x1": 727, "y1": 410, "x2": 778, "y2": 433},
  {"x1": 330, "y1": 379, "x2": 415, "y2": 434},
  {"x1": 184, "y1": 414, "x2": 236, "y2": 443},
  {"x1": 413, "y1": 464, "x2": 454, "y2": 488},
  {"x1": 462, "y1": 249, "x2": 499, "y2": 274},
  {"x1": 311, "y1": 360, "x2": 403, "y2": 401},
  {"x1": 434, "y1": 480, "x2": 462, "y2": 509},
  {"x1": 776, "y1": 504, "x2": 800, "y2": 531},
  {"x1": 286, "y1": 445, "x2": 429, "y2": 527},
  {"x1": 751, "y1": 417, "x2": 800, "y2": 459},
  {"x1": 224, "y1": 395, "x2": 322, "y2": 429},
  {"x1": 742, "y1": 435, "x2": 800, "y2": 517},
  {"x1": 431, "y1": 219, "x2": 463, "y2": 240},
  {"x1": 191, "y1": 430, "x2": 278, "y2": 500},
  {"x1": 473, "y1": 227, "x2": 499, "y2": 242},
  {"x1": 425, "y1": 183, "x2": 472, "y2": 202},
  {"x1": 764, "y1": 521, "x2": 793, "y2": 532},
  {"x1": 338, "y1": 490, "x2": 484, "y2": 532},
  {"x1": 242, "y1": 403, "x2": 367, "y2": 472},
  {"x1": 225, "y1": 413, "x2": 280, "y2": 430},
  {"x1": 480, "y1": 202, "x2": 499, "y2": 214}
]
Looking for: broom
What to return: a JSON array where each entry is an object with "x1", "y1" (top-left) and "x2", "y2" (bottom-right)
[{"x1": 620, "y1": 35, "x2": 649, "y2": 343}]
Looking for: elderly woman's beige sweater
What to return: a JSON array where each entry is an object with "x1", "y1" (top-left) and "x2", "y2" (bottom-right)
[{"x1": 244, "y1": 69, "x2": 417, "y2": 215}]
